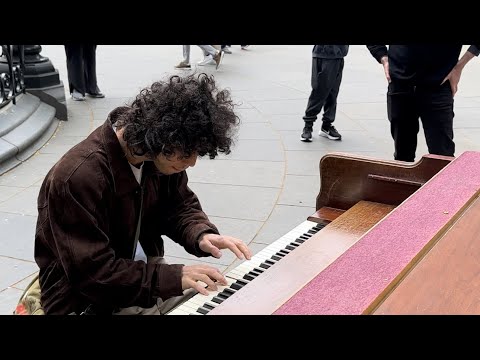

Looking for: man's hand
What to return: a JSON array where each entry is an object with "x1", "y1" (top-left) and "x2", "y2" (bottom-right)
[
  {"x1": 442, "y1": 65, "x2": 462, "y2": 97},
  {"x1": 380, "y1": 56, "x2": 391, "y2": 83},
  {"x1": 442, "y1": 49, "x2": 476, "y2": 97},
  {"x1": 181, "y1": 264, "x2": 227, "y2": 295},
  {"x1": 198, "y1": 233, "x2": 252, "y2": 261}
]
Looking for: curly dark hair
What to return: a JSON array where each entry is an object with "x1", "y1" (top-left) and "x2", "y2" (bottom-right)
[{"x1": 115, "y1": 73, "x2": 239, "y2": 160}]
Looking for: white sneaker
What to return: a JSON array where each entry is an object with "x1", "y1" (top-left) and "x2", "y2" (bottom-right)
[
  {"x1": 174, "y1": 60, "x2": 191, "y2": 69},
  {"x1": 71, "y1": 89, "x2": 85, "y2": 101},
  {"x1": 197, "y1": 55, "x2": 215, "y2": 66}
]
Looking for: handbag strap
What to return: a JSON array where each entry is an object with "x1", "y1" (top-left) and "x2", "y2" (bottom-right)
[{"x1": 132, "y1": 175, "x2": 145, "y2": 259}]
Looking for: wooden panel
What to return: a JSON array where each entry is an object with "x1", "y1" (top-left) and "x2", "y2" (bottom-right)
[
  {"x1": 316, "y1": 152, "x2": 452, "y2": 211},
  {"x1": 208, "y1": 201, "x2": 394, "y2": 315},
  {"x1": 307, "y1": 207, "x2": 345, "y2": 223},
  {"x1": 372, "y1": 194, "x2": 480, "y2": 314}
]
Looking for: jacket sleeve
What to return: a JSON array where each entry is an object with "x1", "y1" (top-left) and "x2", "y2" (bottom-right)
[
  {"x1": 467, "y1": 45, "x2": 480, "y2": 56},
  {"x1": 366, "y1": 45, "x2": 388, "y2": 63},
  {"x1": 163, "y1": 171, "x2": 219, "y2": 257},
  {"x1": 48, "y1": 165, "x2": 184, "y2": 309}
]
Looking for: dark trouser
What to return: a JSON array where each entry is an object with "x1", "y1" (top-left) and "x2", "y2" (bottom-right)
[
  {"x1": 303, "y1": 57, "x2": 344, "y2": 128},
  {"x1": 387, "y1": 80, "x2": 455, "y2": 162},
  {"x1": 64, "y1": 44, "x2": 99, "y2": 95}
]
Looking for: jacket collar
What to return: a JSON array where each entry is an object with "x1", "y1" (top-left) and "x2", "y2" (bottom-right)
[{"x1": 100, "y1": 107, "x2": 163, "y2": 196}]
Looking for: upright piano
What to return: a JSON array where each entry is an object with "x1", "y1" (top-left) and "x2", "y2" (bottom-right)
[{"x1": 168, "y1": 151, "x2": 480, "y2": 315}]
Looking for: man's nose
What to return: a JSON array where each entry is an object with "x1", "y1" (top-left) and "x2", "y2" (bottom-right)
[{"x1": 185, "y1": 155, "x2": 197, "y2": 168}]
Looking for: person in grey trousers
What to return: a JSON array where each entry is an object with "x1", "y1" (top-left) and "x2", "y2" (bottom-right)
[
  {"x1": 175, "y1": 45, "x2": 224, "y2": 70},
  {"x1": 301, "y1": 45, "x2": 349, "y2": 142}
]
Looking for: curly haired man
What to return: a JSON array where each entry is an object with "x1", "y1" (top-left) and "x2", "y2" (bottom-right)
[{"x1": 34, "y1": 73, "x2": 251, "y2": 315}]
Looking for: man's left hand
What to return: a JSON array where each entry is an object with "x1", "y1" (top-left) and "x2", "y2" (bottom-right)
[
  {"x1": 442, "y1": 65, "x2": 462, "y2": 96},
  {"x1": 198, "y1": 234, "x2": 252, "y2": 260}
]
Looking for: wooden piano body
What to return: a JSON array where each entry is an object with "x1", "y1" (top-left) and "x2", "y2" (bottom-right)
[{"x1": 173, "y1": 151, "x2": 480, "y2": 315}]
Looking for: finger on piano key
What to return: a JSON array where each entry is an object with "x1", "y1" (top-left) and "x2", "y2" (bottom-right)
[{"x1": 179, "y1": 279, "x2": 239, "y2": 315}]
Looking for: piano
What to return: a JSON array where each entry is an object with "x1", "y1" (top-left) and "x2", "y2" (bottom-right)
[{"x1": 168, "y1": 151, "x2": 480, "y2": 315}]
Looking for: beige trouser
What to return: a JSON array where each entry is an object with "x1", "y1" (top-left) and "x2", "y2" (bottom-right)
[{"x1": 113, "y1": 256, "x2": 195, "y2": 315}]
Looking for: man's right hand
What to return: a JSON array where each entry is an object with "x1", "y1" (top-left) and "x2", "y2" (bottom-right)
[
  {"x1": 181, "y1": 264, "x2": 228, "y2": 295},
  {"x1": 381, "y1": 56, "x2": 391, "y2": 83}
]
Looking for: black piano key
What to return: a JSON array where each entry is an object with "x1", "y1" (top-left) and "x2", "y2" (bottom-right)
[
  {"x1": 237, "y1": 279, "x2": 249, "y2": 286},
  {"x1": 231, "y1": 282, "x2": 243, "y2": 290},
  {"x1": 289, "y1": 242, "x2": 300, "y2": 247},
  {"x1": 265, "y1": 259, "x2": 276, "y2": 266},
  {"x1": 220, "y1": 288, "x2": 234, "y2": 295},
  {"x1": 218, "y1": 291, "x2": 232, "y2": 300},
  {"x1": 203, "y1": 303, "x2": 215, "y2": 310},
  {"x1": 285, "y1": 245, "x2": 296, "y2": 251},
  {"x1": 211, "y1": 296, "x2": 224, "y2": 304},
  {"x1": 299, "y1": 235, "x2": 309, "y2": 240},
  {"x1": 243, "y1": 273, "x2": 256, "y2": 281},
  {"x1": 252, "y1": 267, "x2": 264, "y2": 274},
  {"x1": 271, "y1": 255, "x2": 282, "y2": 261},
  {"x1": 223, "y1": 288, "x2": 236, "y2": 296},
  {"x1": 249, "y1": 270, "x2": 260, "y2": 277},
  {"x1": 307, "y1": 229, "x2": 317, "y2": 234},
  {"x1": 217, "y1": 292, "x2": 229, "y2": 300},
  {"x1": 196, "y1": 307, "x2": 209, "y2": 315},
  {"x1": 259, "y1": 263, "x2": 271, "y2": 269},
  {"x1": 295, "y1": 238, "x2": 306, "y2": 244},
  {"x1": 278, "y1": 250, "x2": 289, "y2": 256}
]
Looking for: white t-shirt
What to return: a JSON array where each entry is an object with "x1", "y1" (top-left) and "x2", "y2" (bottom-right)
[
  {"x1": 114, "y1": 124, "x2": 147, "y2": 262},
  {"x1": 129, "y1": 162, "x2": 143, "y2": 184}
]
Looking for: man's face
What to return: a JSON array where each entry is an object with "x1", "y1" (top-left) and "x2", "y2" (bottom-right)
[{"x1": 153, "y1": 152, "x2": 198, "y2": 175}]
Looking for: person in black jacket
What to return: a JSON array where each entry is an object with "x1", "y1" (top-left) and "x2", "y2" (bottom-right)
[
  {"x1": 301, "y1": 45, "x2": 349, "y2": 142},
  {"x1": 367, "y1": 45, "x2": 480, "y2": 162}
]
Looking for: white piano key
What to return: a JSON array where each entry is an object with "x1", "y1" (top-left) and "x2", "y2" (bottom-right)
[
  {"x1": 167, "y1": 308, "x2": 191, "y2": 315},
  {"x1": 178, "y1": 302, "x2": 201, "y2": 312},
  {"x1": 186, "y1": 296, "x2": 218, "y2": 308},
  {"x1": 226, "y1": 270, "x2": 253, "y2": 281}
]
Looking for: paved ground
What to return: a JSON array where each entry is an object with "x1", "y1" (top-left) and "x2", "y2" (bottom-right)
[{"x1": 1, "y1": 45, "x2": 480, "y2": 314}]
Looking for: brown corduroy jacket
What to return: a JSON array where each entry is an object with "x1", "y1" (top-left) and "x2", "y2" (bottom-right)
[{"x1": 34, "y1": 107, "x2": 217, "y2": 314}]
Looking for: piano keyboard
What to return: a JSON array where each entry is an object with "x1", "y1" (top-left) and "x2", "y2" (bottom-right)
[{"x1": 167, "y1": 220, "x2": 326, "y2": 315}]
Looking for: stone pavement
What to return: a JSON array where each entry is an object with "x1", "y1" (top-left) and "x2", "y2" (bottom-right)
[{"x1": 1, "y1": 45, "x2": 479, "y2": 314}]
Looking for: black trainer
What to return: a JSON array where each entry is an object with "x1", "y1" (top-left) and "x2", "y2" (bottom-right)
[
  {"x1": 300, "y1": 126, "x2": 313, "y2": 142},
  {"x1": 320, "y1": 124, "x2": 342, "y2": 140}
]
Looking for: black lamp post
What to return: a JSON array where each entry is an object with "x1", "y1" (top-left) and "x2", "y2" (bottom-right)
[{"x1": 0, "y1": 45, "x2": 67, "y2": 120}]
